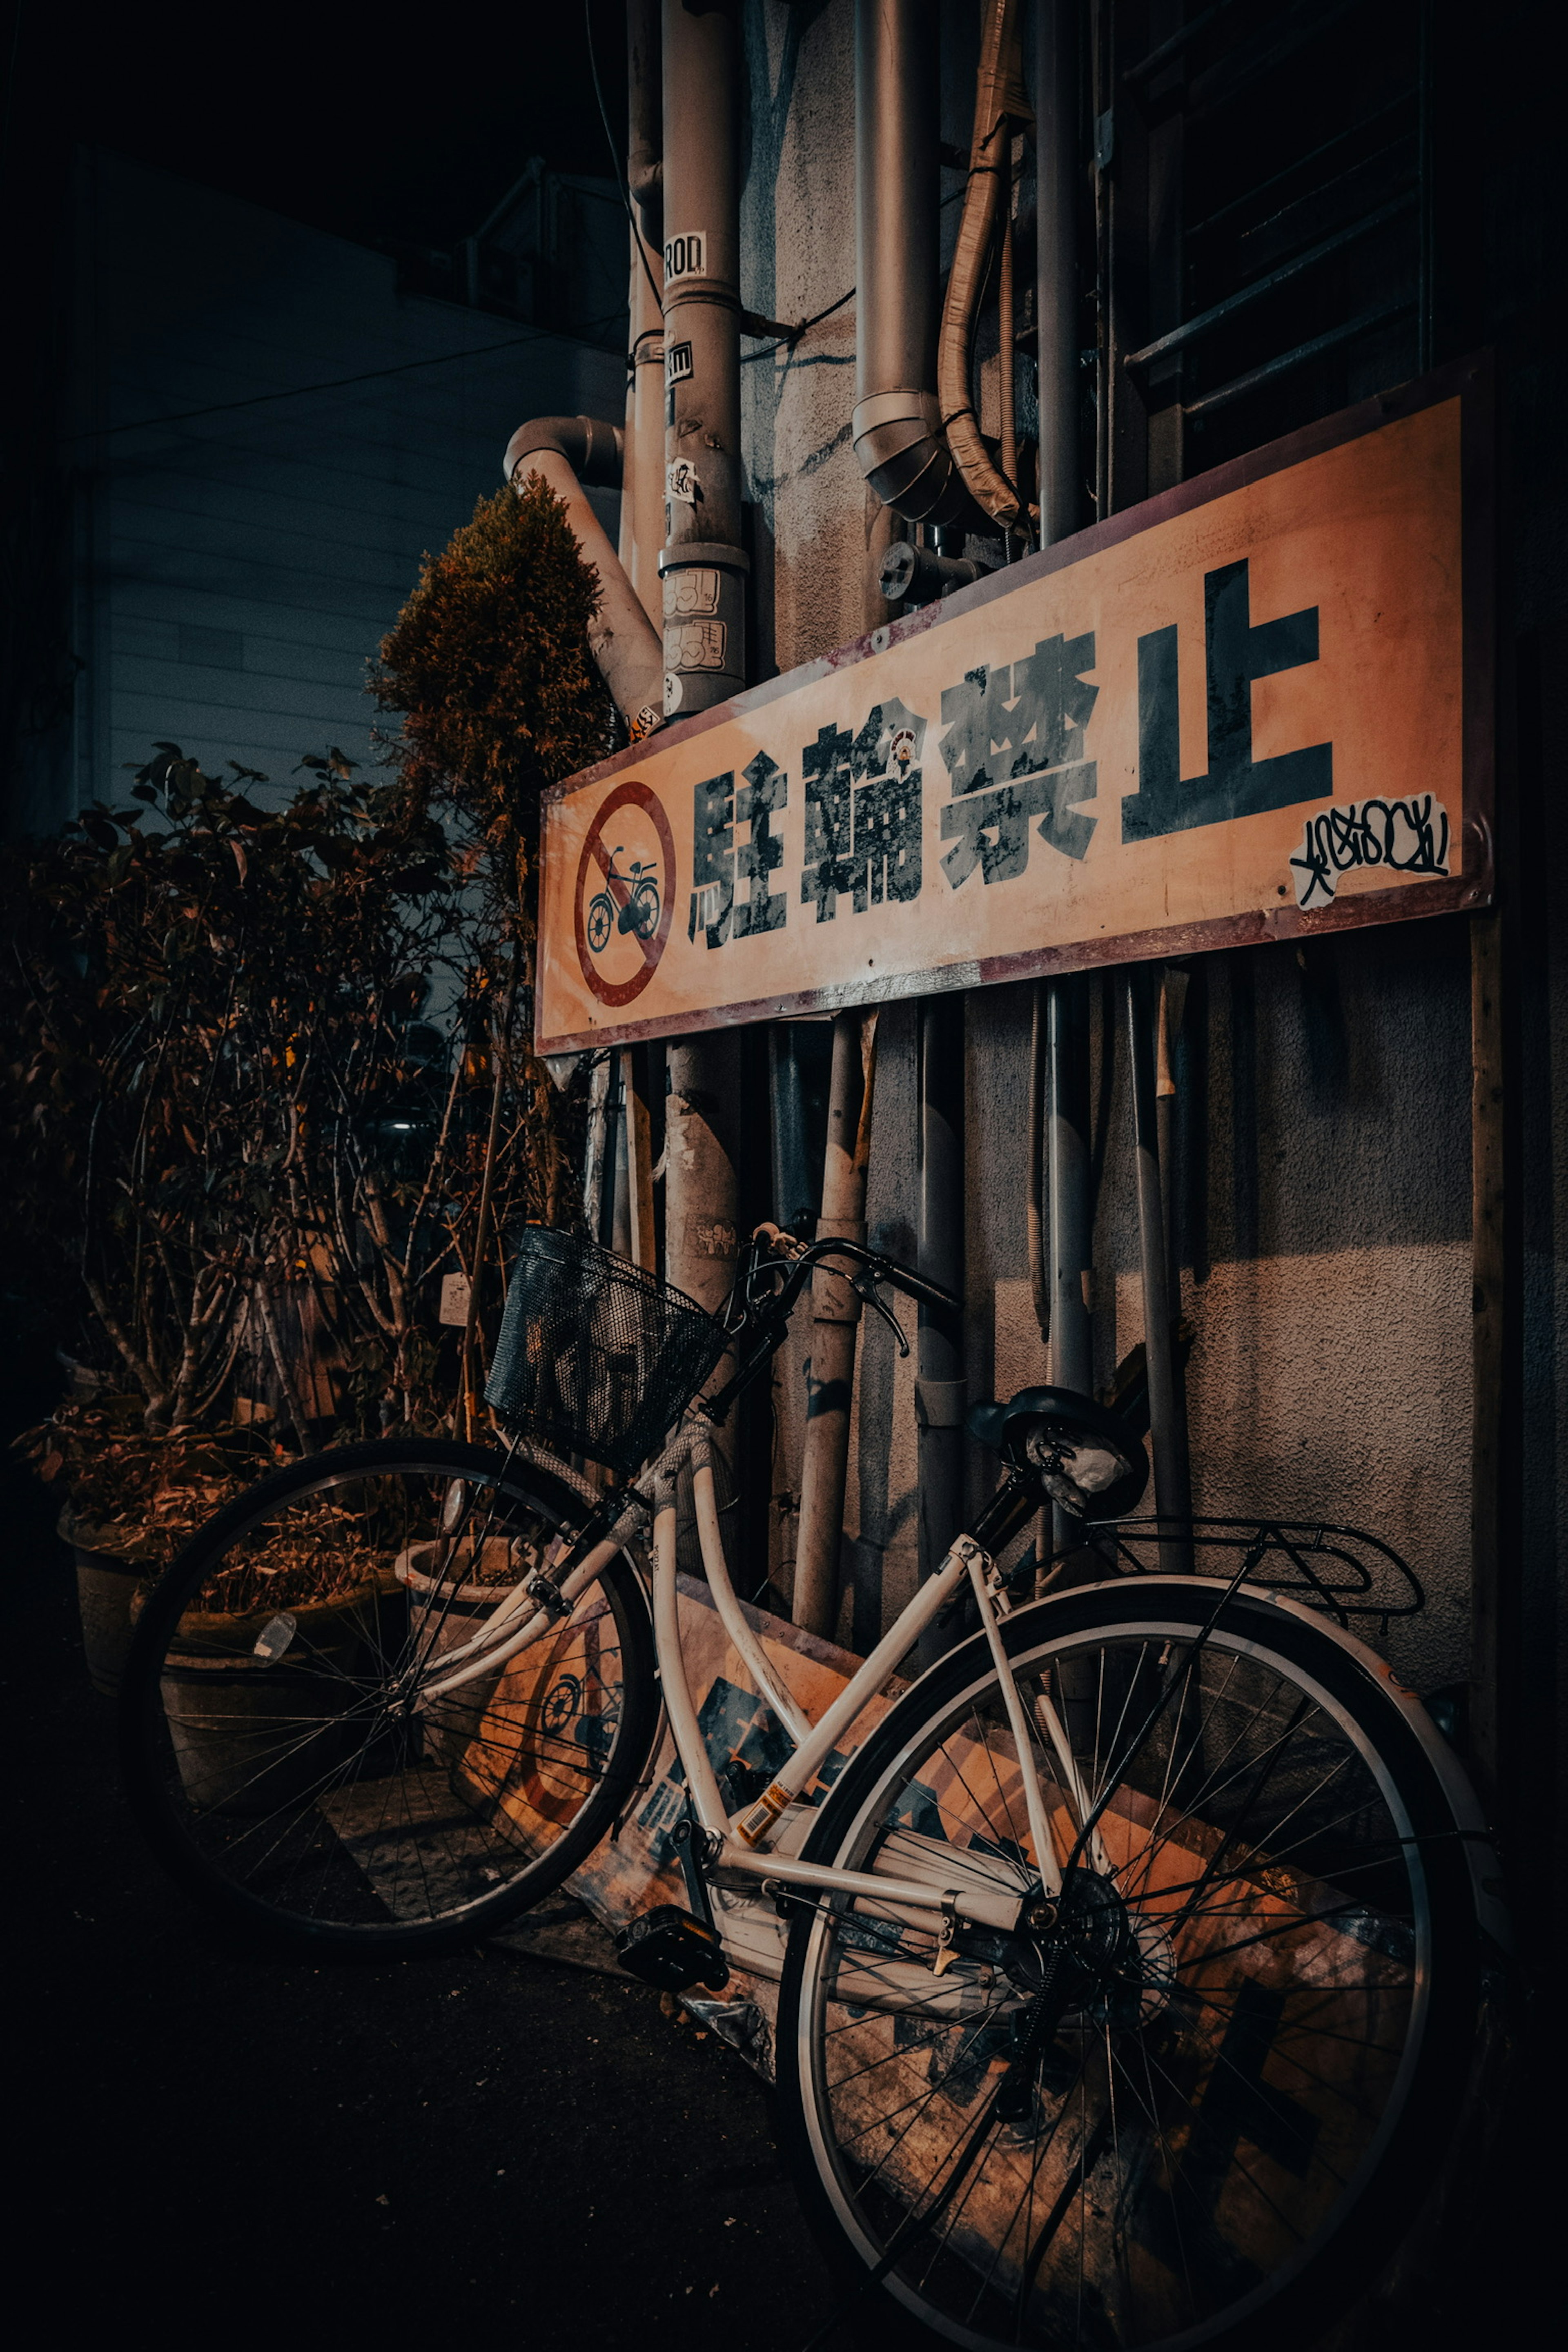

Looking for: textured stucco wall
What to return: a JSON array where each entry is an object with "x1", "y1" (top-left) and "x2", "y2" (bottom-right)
[{"x1": 737, "y1": 0, "x2": 1479, "y2": 1697}]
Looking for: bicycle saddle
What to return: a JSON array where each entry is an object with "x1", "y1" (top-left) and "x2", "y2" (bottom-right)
[{"x1": 966, "y1": 1385, "x2": 1148, "y2": 1521}]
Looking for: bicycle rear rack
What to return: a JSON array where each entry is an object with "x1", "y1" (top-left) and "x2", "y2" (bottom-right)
[{"x1": 1076, "y1": 1516, "x2": 1425, "y2": 1634}]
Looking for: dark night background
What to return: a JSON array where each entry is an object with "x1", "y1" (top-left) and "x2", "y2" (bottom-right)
[
  {"x1": 4, "y1": 1, "x2": 629, "y2": 248},
  {"x1": 3, "y1": 5, "x2": 1557, "y2": 2344}
]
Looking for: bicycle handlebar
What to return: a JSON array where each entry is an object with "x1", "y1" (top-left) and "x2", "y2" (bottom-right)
[{"x1": 750, "y1": 1222, "x2": 958, "y2": 1313}]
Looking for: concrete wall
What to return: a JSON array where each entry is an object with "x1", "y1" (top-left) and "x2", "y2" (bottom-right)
[
  {"x1": 47, "y1": 147, "x2": 624, "y2": 829},
  {"x1": 734, "y1": 0, "x2": 1488, "y2": 1700}
]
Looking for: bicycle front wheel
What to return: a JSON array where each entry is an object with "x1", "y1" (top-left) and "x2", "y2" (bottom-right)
[
  {"x1": 777, "y1": 1579, "x2": 1493, "y2": 2352},
  {"x1": 120, "y1": 1438, "x2": 656, "y2": 1954}
]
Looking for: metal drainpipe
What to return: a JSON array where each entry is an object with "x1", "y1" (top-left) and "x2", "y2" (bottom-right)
[
  {"x1": 851, "y1": 0, "x2": 974, "y2": 1652},
  {"x1": 502, "y1": 416, "x2": 664, "y2": 739},
  {"x1": 659, "y1": 0, "x2": 747, "y2": 718},
  {"x1": 1127, "y1": 971, "x2": 1193, "y2": 1569},
  {"x1": 659, "y1": 3, "x2": 746, "y2": 1581},
  {"x1": 627, "y1": 0, "x2": 663, "y2": 246},
  {"x1": 1035, "y1": 0, "x2": 1082, "y2": 552},
  {"x1": 1035, "y1": 0, "x2": 1094, "y2": 1566},
  {"x1": 794, "y1": 1011, "x2": 878, "y2": 1639},
  {"x1": 665, "y1": 1034, "x2": 739, "y2": 1374},
  {"x1": 853, "y1": 0, "x2": 987, "y2": 573},
  {"x1": 1046, "y1": 975, "x2": 1093, "y2": 1399},
  {"x1": 917, "y1": 992, "x2": 966, "y2": 1663},
  {"x1": 621, "y1": 0, "x2": 665, "y2": 628}
]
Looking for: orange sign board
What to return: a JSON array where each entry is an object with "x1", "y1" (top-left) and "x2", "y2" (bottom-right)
[{"x1": 537, "y1": 369, "x2": 1490, "y2": 1054}]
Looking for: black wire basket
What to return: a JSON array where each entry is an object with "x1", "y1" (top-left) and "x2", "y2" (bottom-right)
[{"x1": 486, "y1": 1227, "x2": 730, "y2": 1477}]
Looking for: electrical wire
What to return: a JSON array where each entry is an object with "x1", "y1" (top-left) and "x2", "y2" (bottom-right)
[
  {"x1": 739, "y1": 283, "x2": 856, "y2": 361},
  {"x1": 59, "y1": 317, "x2": 623, "y2": 442}
]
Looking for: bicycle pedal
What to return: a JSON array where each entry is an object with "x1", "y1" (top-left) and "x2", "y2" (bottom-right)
[{"x1": 615, "y1": 1904, "x2": 731, "y2": 1994}]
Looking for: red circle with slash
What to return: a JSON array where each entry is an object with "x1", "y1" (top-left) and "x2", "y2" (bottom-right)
[{"x1": 574, "y1": 780, "x2": 677, "y2": 1007}]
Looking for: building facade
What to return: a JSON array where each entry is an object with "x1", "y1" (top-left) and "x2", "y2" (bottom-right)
[
  {"x1": 19, "y1": 147, "x2": 626, "y2": 831},
  {"x1": 557, "y1": 0, "x2": 1562, "y2": 1976}
]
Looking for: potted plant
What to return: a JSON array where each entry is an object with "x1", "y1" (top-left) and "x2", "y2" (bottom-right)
[{"x1": 3, "y1": 475, "x2": 612, "y2": 1700}]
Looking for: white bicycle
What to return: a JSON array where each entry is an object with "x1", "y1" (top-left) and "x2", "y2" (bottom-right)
[{"x1": 122, "y1": 1223, "x2": 1506, "y2": 2351}]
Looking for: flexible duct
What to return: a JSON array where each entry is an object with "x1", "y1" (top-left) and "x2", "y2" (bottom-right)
[
  {"x1": 937, "y1": 0, "x2": 1032, "y2": 533},
  {"x1": 502, "y1": 414, "x2": 664, "y2": 741},
  {"x1": 852, "y1": 0, "x2": 984, "y2": 534}
]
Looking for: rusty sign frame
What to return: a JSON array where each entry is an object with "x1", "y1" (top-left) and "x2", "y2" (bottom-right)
[{"x1": 537, "y1": 357, "x2": 1492, "y2": 1053}]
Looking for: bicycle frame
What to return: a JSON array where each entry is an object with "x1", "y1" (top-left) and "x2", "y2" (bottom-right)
[{"x1": 418, "y1": 1417, "x2": 1101, "y2": 1939}]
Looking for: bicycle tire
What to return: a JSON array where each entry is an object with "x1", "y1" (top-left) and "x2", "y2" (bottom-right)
[
  {"x1": 776, "y1": 1578, "x2": 1497, "y2": 2352},
  {"x1": 630, "y1": 877, "x2": 660, "y2": 937},
  {"x1": 119, "y1": 1437, "x2": 657, "y2": 1956}
]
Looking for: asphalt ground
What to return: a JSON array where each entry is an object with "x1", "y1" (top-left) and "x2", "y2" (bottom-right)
[{"x1": 5, "y1": 1465, "x2": 839, "y2": 2352}]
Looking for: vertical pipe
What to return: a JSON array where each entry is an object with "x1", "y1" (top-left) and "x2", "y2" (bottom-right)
[
  {"x1": 622, "y1": 0, "x2": 664, "y2": 628},
  {"x1": 627, "y1": 0, "x2": 663, "y2": 244},
  {"x1": 1027, "y1": 982, "x2": 1051, "y2": 1585},
  {"x1": 852, "y1": 0, "x2": 981, "y2": 539},
  {"x1": 917, "y1": 993, "x2": 966, "y2": 1658},
  {"x1": 1155, "y1": 965, "x2": 1187, "y2": 1307},
  {"x1": 794, "y1": 1011, "x2": 877, "y2": 1638},
  {"x1": 998, "y1": 195, "x2": 1018, "y2": 547},
  {"x1": 1035, "y1": 0, "x2": 1083, "y2": 550},
  {"x1": 1037, "y1": 3, "x2": 1094, "y2": 1564},
  {"x1": 1027, "y1": 984, "x2": 1049, "y2": 1351},
  {"x1": 660, "y1": 0, "x2": 747, "y2": 717},
  {"x1": 1126, "y1": 971, "x2": 1192, "y2": 1570},
  {"x1": 582, "y1": 1053, "x2": 610, "y2": 1236},
  {"x1": 621, "y1": 260, "x2": 666, "y2": 631},
  {"x1": 595, "y1": 1049, "x2": 625, "y2": 1251},
  {"x1": 768, "y1": 1026, "x2": 809, "y2": 1231},
  {"x1": 664, "y1": 1038, "x2": 739, "y2": 1328},
  {"x1": 625, "y1": 1048, "x2": 657, "y2": 1272},
  {"x1": 1046, "y1": 974, "x2": 1093, "y2": 1396}
]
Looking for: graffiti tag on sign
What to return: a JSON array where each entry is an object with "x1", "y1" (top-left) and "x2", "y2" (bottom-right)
[
  {"x1": 1290, "y1": 796, "x2": 1451, "y2": 906},
  {"x1": 538, "y1": 381, "x2": 1486, "y2": 1052}
]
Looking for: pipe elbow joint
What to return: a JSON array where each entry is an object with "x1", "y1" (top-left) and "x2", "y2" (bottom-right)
[
  {"x1": 629, "y1": 156, "x2": 663, "y2": 243},
  {"x1": 852, "y1": 392, "x2": 987, "y2": 533},
  {"x1": 503, "y1": 414, "x2": 626, "y2": 493}
]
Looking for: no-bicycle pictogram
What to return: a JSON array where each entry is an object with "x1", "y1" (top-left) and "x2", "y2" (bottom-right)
[{"x1": 573, "y1": 780, "x2": 677, "y2": 1007}]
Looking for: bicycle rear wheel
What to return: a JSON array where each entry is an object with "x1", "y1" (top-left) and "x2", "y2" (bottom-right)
[
  {"x1": 120, "y1": 1437, "x2": 656, "y2": 1954},
  {"x1": 777, "y1": 1579, "x2": 1497, "y2": 2352}
]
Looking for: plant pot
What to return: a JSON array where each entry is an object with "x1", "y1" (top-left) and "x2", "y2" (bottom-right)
[
  {"x1": 155, "y1": 1584, "x2": 387, "y2": 1817},
  {"x1": 60, "y1": 1507, "x2": 142, "y2": 1698},
  {"x1": 398, "y1": 1538, "x2": 618, "y2": 1849},
  {"x1": 396, "y1": 1537, "x2": 516, "y2": 1773}
]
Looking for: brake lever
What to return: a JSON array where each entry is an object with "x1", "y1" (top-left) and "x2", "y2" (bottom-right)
[{"x1": 853, "y1": 1272, "x2": 910, "y2": 1358}]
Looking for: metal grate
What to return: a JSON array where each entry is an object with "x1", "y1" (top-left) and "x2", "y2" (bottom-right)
[
  {"x1": 1100, "y1": 0, "x2": 1431, "y2": 500},
  {"x1": 486, "y1": 1227, "x2": 729, "y2": 1477}
]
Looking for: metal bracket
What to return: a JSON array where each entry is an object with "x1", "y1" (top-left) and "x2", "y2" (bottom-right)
[
  {"x1": 523, "y1": 1570, "x2": 570, "y2": 1621},
  {"x1": 931, "y1": 1894, "x2": 963, "y2": 1977},
  {"x1": 672, "y1": 1811, "x2": 722, "y2": 1935}
]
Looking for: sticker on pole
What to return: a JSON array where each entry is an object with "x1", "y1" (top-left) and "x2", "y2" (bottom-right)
[
  {"x1": 664, "y1": 232, "x2": 707, "y2": 283},
  {"x1": 573, "y1": 780, "x2": 677, "y2": 1008}
]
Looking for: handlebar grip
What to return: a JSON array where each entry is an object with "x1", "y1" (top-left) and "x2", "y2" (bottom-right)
[{"x1": 752, "y1": 1220, "x2": 807, "y2": 1261}]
